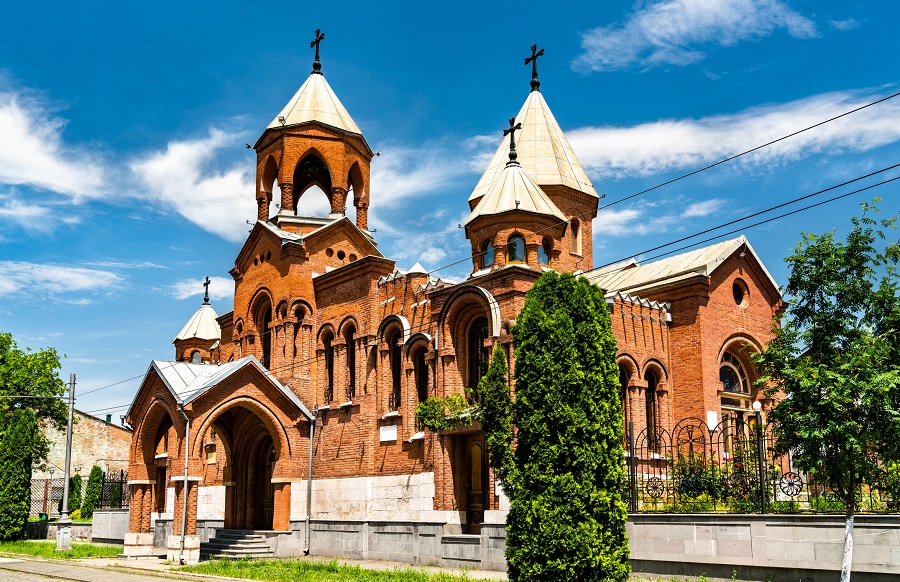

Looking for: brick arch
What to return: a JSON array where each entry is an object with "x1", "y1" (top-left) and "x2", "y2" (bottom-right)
[
  {"x1": 247, "y1": 288, "x2": 274, "y2": 328},
  {"x1": 377, "y1": 314, "x2": 410, "y2": 344},
  {"x1": 717, "y1": 333, "x2": 763, "y2": 362},
  {"x1": 190, "y1": 395, "x2": 291, "y2": 460},
  {"x1": 338, "y1": 315, "x2": 359, "y2": 338},
  {"x1": 290, "y1": 148, "x2": 334, "y2": 209},
  {"x1": 134, "y1": 397, "x2": 180, "y2": 466},
  {"x1": 641, "y1": 358, "x2": 668, "y2": 382},
  {"x1": 404, "y1": 332, "x2": 433, "y2": 357},
  {"x1": 290, "y1": 299, "x2": 313, "y2": 320},
  {"x1": 617, "y1": 354, "x2": 640, "y2": 383},
  {"x1": 259, "y1": 154, "x2": 278, "y2": 201},
  {"x1": 317, "y1": 323, "x2": 336, "y2": 345},
  {"x1": 347, "y1": 160, "x2": 366, "y2": 205},
  {"x1": 436, "y1": 285, "x2": 501, "y2": 350}
]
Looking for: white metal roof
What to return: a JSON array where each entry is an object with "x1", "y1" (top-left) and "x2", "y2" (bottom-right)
[
  {"x1": 588, "y1": 236, "x2": 779, "y2": 294},
  {"x1": 128, "y1": 356, "x2": 313, "y2": 420},
  {"x1": 465, "y1": 160, "x2": 567, "y2": 227},
  {"x1": 470, "y1": 90, "x2": 598, "y2": 204},
  {"x1": 173, "y1": 303, "x2": 221, "y2": 343},
  {"x1": 267, "y1": 73, "x2": 362, "y2": 135}
]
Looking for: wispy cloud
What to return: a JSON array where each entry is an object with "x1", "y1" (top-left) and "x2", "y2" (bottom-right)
[
  {"x1": 130, "y1": 129, "x2": 257, "y2": 242},
  {"x1": 595, "y1": 197, "x2": 730, "y2": 237},
  {"x1": 168, "y1": 276, "x2": 233, "y2": 301},
  {"x1": 568, "y1": 89, "x2": 900, "y2": 178},
  {"x1": 574, "y1": 0, "x2": 817, "y2": 72},
  {"x1": 0, "y1": 261, "x2": 123, "y2": 296},
  {"x1": 831, "y1": 18, "x2": 859, "y2": 31},
  {"x1": 0, "y1": 88, "x2": 105, "y2": 198}
]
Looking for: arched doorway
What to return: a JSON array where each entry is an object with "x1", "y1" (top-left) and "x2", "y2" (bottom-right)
[{"x1": 216, "y1": 406, "x2": 279, "y2": 530}]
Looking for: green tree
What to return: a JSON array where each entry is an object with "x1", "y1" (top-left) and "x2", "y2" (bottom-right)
[
  {"x1": 68, "y1": 474, "x2": 83, "y2": 512},
  {"x1": 755, "y1": 202, "x2": 900, "y2": 582},
  {"x1": 498, "y1": 271, "x2": 629, "y2": 582},
  {"x1": 0, "y1": 409, "x2": 38, "y2": 540},
  {"x1": 81, "y1": 465, "x2": 104, "y2": 519},
  {"x1": 471, "y1": 345, "x2": 515, "y2": 490},
  {"x1": 0, "y1": 331, "x2": 67, "y2": 539}
]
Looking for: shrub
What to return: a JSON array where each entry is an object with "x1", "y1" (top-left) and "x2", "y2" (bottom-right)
[
  {"x1": 80, "y1": 466, "x2": 103, "y2": 519},
  {"x1": 0, "y1": 409, "x2": 38, "y2": 541}
]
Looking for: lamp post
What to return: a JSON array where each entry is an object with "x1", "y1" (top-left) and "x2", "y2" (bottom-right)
[{"x1": 752, "y1": 400, "x2": 767, "y2": 515}]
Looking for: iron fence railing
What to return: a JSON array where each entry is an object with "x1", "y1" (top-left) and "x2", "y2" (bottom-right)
[
  {"x1": 100, "y1": 470, "x2": 128, "y2": 509},
  {"x1": 623, "y1": 417, "x2": 898, "y2": 514}
]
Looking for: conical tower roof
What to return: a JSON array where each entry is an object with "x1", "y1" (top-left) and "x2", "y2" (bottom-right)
[
  {"x1": 464, "y1": 157, "x2": 567, "y2": 229},
  {"x1": 267, "y1": 72, "x2": 362, "y2": 135},
  {"x1": 469, "y1": 91, "x2": 597, "y2": 206},
  {"x1": 173, "y1": 303, "x2": 221, "y2": 343}
]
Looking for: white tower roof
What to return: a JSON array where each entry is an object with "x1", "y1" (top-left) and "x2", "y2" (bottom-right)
[
  {"x1": 173, "y1": 303, "x2": 221, "y2": 343},
  {"x1": 465, "y1": 157, "x2": 567, "y2": 228},
  {"x1": 267, "y1": 73, "x2": 362, "y2": 135},
  {"x1": 470, "y1": 90, "x2": 597, "y2": 205}
]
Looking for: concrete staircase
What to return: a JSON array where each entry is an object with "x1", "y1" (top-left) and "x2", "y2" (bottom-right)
[{"x1": 199, "y1": 530, "x2": 275, "y2": 560}]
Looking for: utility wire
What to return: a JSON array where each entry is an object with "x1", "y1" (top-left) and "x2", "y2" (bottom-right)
[{"x1": 81, "y1": 168, "x2": 899, "y2": 416}]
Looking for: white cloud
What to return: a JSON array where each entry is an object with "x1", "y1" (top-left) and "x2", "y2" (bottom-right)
[
  {"x1": 0, "y1": 261, "x2": 123, "y2": 296},
  {"x1": 568, "y1": 90, "x2": 900, "y2": 178},
  {"x1": 0, "y1": 196, "x2": 54, "y2": 232},
  {"x1": 0, "y1": 89, "x2": 105, "y2": 197},
  {"x1": 831, "y1": 18, "x2": 859, "y2": 31},
  {"x1": 168, "y1": 276, "x2": 233, "y2": 301},
  {"x1": 130, "y1": 129, "x2": 257, "y2": 242},
  {"x1": 595, "y1": 196, "x2": 730, "y2": 237},
  {"x1": 574, "y1": 0, "x2": 817, "y2": 72}
]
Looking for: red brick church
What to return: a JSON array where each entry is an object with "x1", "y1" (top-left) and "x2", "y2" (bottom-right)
[{"x1": 123, "y1": 40, "x2": 783, "y2": 565}]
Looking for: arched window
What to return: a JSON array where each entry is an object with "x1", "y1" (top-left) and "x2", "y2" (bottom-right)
[
  {"x1": 645, "y1": 370, "x2": 659, "y2": 451},
  {"x1": 468, "y1": 317, "x2": 490, "y2": 388},
  {"x1": 344, "y1": 324, "x2": 356, "y2": 399},
  {"x1": 507, "y1": 234, "x2": 525, "y2": 263},
  {"x1": 190, "y1": 350, "x2": 202, "y2": 365},
  {"x1": 720, "y1": 353, "x2": 748, "y2": 394},
  {"x1": 388, "y1": 330, "x2": 402, "y2": 410},
  {"x1": 538, "y1": 238, "x2": 552, "y2": 266},
  {"x1": 323, "y1": 332, "x2": 334, "y2": 403},
  {"x1": 415, "y1": 349, "x2": 429, "y2": 403},
  {"x1": 256, "y1": 304, "x2": 272, "y2": 369},
  {"x1": 481, "y1": 240, "x2": 495, "y2": 269},
  {"x1": 570, "y1": 218, "x2": 581, "y2": 255}
]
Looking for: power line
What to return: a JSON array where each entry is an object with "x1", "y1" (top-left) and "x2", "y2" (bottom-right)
[{"x1": 81, "y1": 167, "x2": 899, "y2": 416}]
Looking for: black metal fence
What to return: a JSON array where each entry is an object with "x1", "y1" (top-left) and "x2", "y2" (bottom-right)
[
  {"x1": 99, "y1": 470, "x2": 128, "y2": 509},
  {"x1": 623, "y1": 417, "x2": 897, "y2": 514},
  {"x1": 29, "y1": 477, "x2": 65, "y2": 518}
]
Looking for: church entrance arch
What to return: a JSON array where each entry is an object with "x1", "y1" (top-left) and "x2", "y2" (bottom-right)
[{"x1": 208, "y1": 403, "x2": 282, "y2": 530}]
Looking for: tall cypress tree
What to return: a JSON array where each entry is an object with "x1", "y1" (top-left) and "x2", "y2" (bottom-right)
[
  {"x1": 501, "y1": 271, "x2": 629, "y2": 582},
  {"x1": 81, "y1": 465, "x2": 104, "y2": 519},
  {"x1": 0, "y1": 408, "x2": 38, "y2": 541}
]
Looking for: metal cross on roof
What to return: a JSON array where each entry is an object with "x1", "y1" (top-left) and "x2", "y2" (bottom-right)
[
  {"x1": 311, "y1": 29, "x2": 326, "y2": 74},
  {"x1": 203, "y1": 276, "x2": 211, "y2": 304},
  {"x1": 524, "y1": 44, "x2": 545, "y2": 92},
  {"x1": 504, "y1": 117, "x2": 523, "y2": 164}
]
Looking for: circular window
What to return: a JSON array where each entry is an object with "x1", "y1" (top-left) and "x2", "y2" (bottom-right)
[
  {"x1": 325, "y1": 248, "x2": 334, "y2": 257},
  {"x1": 337, "y1": 250, "x2": 346, "y2": 260},
  {"x1": 733, "y1": 279, "x2": 749, "y2": 307},
  {"x1": 349, "y1": 254, "x2": 357, "y2": 262}
]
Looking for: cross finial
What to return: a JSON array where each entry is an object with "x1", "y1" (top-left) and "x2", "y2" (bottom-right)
[
  {"x1": 524, "y1": 44, "x2": 545, "y2": 92},
  {"x1": 503, "y1": 117, "x2": 523, "y2": 164},
  {"x1": 202, "y1": 276, "x2": 211, "y2": 304},
  {"x1": 311, "y1": 29, "x2": 326, "y2": 74}
]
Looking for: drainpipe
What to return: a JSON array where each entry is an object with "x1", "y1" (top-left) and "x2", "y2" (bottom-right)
[
  {"x1": 304, "y1": 413, "x2": 315, "y2": 555},
  {"x1": 178, "y1": 405, "x2": 191, "y2": 565}
]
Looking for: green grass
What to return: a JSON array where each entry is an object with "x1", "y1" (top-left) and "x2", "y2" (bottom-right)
[
  {"x1": 181, "y1": 559, "x2": 475, "y2": 581},
  {"x1": 0, "y1": 539, "x2": 122, "y2": 559}
]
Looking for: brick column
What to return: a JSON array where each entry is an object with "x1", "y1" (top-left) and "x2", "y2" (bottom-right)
[
  {"x1": 330, "y1": 186, "x2": 347, "y2": 215},
  {"x1": 273, "y1": 482, "x2": 291, "y2": 531},
  {"x1": 280, "y1": 182, "x2": 293, "y2": 213},
  {"x1": 129, "y1": 485, "x2": 144, "y2": 532},
  {"x1": 141, "y1": 484, "x2": 153, "y2": 532},
  {"x1": 256, "y1": 197, "x2": 269, "y2": 221},
  {"x1": 356, "y1": 201, "x2": 369, "y2": 229}
]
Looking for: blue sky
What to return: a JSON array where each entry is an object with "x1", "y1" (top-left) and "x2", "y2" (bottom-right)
[{"x1": 2, "y1": 0, "x2": 899, "y2": 420}]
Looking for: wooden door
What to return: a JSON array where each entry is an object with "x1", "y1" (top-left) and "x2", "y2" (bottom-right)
[{"x1": 466, "y1": 434, "x2": 487, "y2": 532}]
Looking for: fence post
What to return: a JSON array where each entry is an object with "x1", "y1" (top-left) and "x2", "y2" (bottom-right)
[
  {"x1": 755, "y1": 407, "x2": 767, "y2": 514},
  {"x1": 628, "y1": 421, "x2": 637, "y2": 513}
]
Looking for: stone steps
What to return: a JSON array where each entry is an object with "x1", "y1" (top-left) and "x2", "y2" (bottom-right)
[{"x1": 199, "y1": 530, "x2": 274, "y2": 561}]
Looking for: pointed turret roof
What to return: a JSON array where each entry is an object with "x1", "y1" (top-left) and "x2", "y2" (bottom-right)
[
  {"x1": 469, "y1": 91, "x2": 597, "y2": 205},
  {"x1": 464, "y1": 155, "x2": 567, "y2": 228},
  {"x1": 173, "y1": 303, "x2": 221, "y2": 343},
  {"x1": 267, "y1": 73, "x2": 362, "y2": 135}
]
